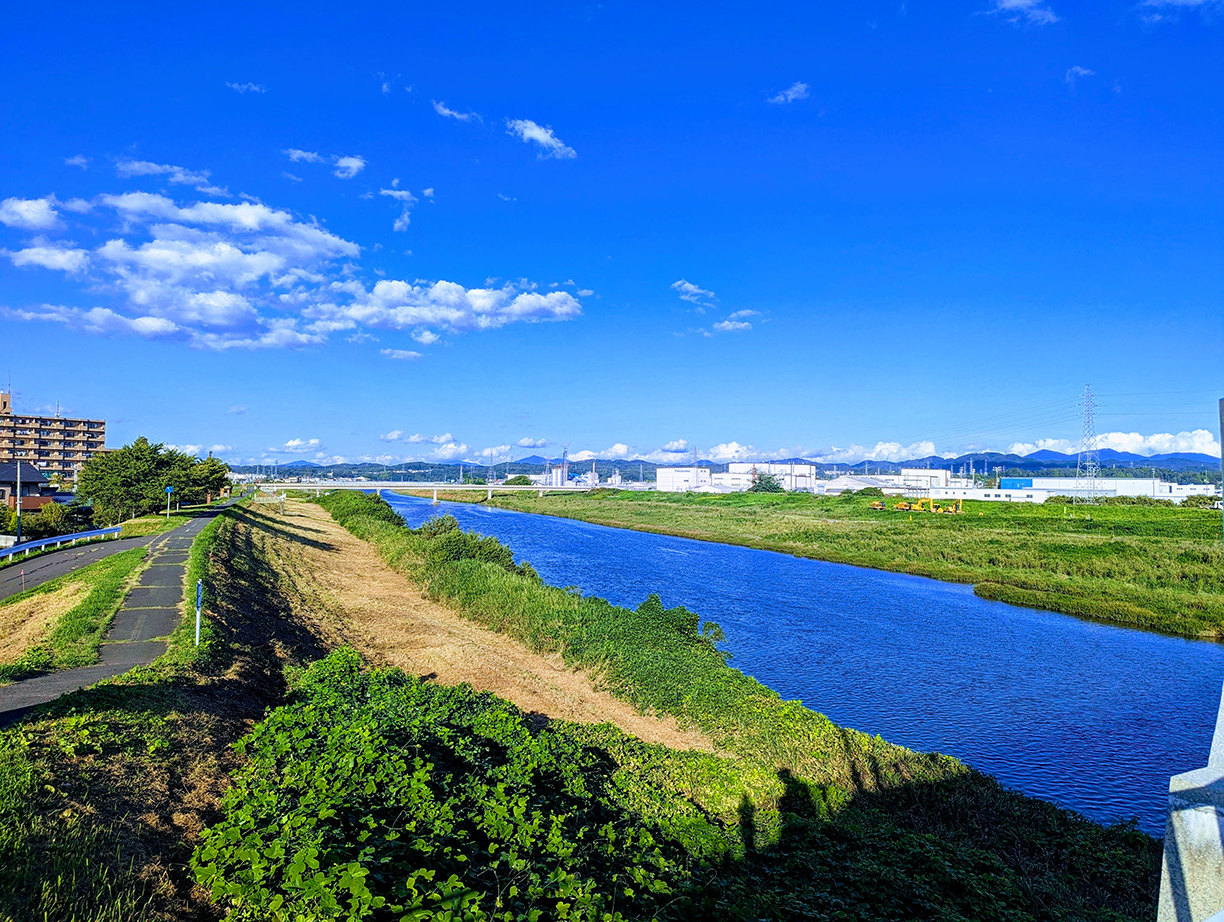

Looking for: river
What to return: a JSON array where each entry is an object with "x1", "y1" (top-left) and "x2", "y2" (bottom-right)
[{"x1": 383, "y1": 492, "x2": 1223, "y2": 835}]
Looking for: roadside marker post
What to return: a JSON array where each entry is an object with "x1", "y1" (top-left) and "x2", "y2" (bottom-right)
[
  {"x1": 166, "y1": 484, "x2": 174, "y2": 519},
  {"x1": 195, "y1": 579, "x2": 202, "y2": 646}
]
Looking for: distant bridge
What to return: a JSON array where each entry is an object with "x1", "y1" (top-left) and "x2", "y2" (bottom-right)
[{"x1": 253, "y1": 480, "x2": 595, "y2": 501}]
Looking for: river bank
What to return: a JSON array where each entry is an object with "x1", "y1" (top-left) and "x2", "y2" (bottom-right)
[{"x1": 411, "y1": 488, "x2": 1224, "y2": 640}]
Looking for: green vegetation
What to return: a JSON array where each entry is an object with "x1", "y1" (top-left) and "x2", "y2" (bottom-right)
[
  {"x1": 77, "y1": 436, "x2": 231, "y2": 526},
  {"x1": 0, "y1": 548, "x2": 147, "y2": 682},
  {"x1": 0, "y1": 502, "x2": 274, "y2": 922},
  {"x1": 481, "y1": 488, "x2": 1224, "y2": 639},
  {"x1": 272, "y1": 490, "x2": 1160, "y2": 921},
  {"x1": 504, "y1": 474, "x2": 533, "y2": 486},
  {"x1": 747, "y1": 469, "x2": 784, "y2": 493}
]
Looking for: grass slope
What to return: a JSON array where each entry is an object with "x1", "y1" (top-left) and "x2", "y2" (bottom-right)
[{"x1": 467, "y1": 489, "x2": 1224, "y2": 639}]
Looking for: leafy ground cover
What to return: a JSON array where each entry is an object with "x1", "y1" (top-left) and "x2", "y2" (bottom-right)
[
  {"x1": 278, "y1": 490, "x2": 1161, "y2": 921},
  {"x1": 0, "y1": 547, "x2": 147, "y2": 682},
  {"x1": 456, "y1": 488, "x2": 1224, "y2": 639}
]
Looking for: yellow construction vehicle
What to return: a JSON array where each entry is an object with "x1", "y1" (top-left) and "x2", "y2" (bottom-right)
[
  {"x1": 894, "y1": 500, "x2": 914, "y2": 511},
  {"x1": 934, "y1": 499, "x2": 963, "y2": 515},
  {"x1": 911, "y1": 498, "x2": 934, "y2": 513},
  {"x1": 869, "y1": 500, "x2": 886, "y2": 510}
]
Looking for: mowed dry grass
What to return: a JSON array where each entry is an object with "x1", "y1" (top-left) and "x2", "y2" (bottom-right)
[
  {"x1": 0, "y1": 581, "x2": 88, "y2": 664},
  {"x1": 247, "y1": 500, "x2": 715, "y2": 751}
]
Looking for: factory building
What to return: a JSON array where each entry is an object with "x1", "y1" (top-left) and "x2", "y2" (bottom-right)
[{"x1": 656, "y1": 466, "x2": 713, "y2": 492}]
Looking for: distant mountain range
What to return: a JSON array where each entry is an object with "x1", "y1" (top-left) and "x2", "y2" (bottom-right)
[{"x1": 233, "y1": 448, "x2": 1219, "y2": 481}]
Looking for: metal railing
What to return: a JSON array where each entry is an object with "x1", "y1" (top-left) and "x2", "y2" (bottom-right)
[{"x1": 0, "y1": 526, "x2": 122, "y2": 562}]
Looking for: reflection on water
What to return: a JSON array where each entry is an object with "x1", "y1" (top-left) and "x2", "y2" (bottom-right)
[{"x1": 384, "y1": 492, "x2": 1222, "y2": 835}]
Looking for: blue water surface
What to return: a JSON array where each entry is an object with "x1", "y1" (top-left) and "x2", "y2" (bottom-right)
[{"x1": 383, "y1": 492, "x2": 1224, "y2": 835}]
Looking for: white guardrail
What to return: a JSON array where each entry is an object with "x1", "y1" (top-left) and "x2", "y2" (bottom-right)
[{"x1": 0, "y1": 526, "x2": 122, "y2": 562}]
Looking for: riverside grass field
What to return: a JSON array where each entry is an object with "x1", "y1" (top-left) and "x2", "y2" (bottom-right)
[{"x1": 443, "y1": 488, "x2": 1224, "y2": 640}]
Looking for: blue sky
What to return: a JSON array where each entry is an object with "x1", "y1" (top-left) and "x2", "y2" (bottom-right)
[{"x1": 1, "y1": 1, "x2": 1221, "y2": 466}]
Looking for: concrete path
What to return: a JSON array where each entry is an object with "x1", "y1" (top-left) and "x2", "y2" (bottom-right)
[
  {"x1": 0, "y1": 535, "x2": 155, "y2": 602},
  {"x1": 0, "y1": 506, "x2": 227, "y2": 728}
]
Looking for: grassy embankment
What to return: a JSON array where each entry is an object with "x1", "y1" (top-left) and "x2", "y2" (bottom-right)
[
  {"x1": 0, "y1": 504, "x2": 256, "y2": 922},
  {"x1": 200, "y1": 489, "x2": 1156, "y2": 921},
  {"x1": 0, "y1": 548, "x2": 147, "y2": 683},
  {"x1": 440, "y1": 488, "x2": 1224, "y2": 640}
]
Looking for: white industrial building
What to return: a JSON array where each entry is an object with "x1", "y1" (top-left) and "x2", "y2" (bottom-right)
[
  {"x1": 932, "y1": 477, "x2": 1221, "y2": 505},
  {"x1": 656, "y1": 466, "x2": 713, "y2": 492}
]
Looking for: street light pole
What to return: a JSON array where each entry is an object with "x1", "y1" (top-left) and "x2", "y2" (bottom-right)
[{"x1": 14, "y1": 459, "x2": 21, "y2": 545}]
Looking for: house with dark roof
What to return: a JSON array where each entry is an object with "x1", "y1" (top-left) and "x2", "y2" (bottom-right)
[{"x1": 0, "y1": 461, "x2": 56, "y2": 512}]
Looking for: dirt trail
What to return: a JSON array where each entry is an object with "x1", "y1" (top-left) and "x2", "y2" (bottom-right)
[
  {"x1": 0, "y1": 581, "x2": 88, "y2": 663},
  {"x1": 248, "y1": 500, "x2": 714, "y2": 752}
]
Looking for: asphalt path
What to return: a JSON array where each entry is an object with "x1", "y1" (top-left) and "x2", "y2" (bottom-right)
[
  {"x1": 0, "y1": 535, "x2": 156, "y2": 601},
  {"x1": 0, "y1": 504, "x2": 230, "y2": 728}
]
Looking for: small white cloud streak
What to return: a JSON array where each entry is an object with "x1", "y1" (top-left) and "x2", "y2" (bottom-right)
[
  {"x1": 381, "y1": 348, "x2": 422, "y2": 360},
  {"x1": 671, "y1": 279, "x2": 716, "y2": 304},
  {"x1": 284, "y1": 149, "x2": 324, "y2": 163},
  {"x1": 517, "y1": 437, "x2": 548, "y2": 448},
  {"x1": 333, "y1": 155, "x2": 366, "y2": 179},
  {"x1": 226, "y1": 82, "x2": 267, "y2": 94},
  {"x1": 1065, "y1": 66, "x2": 1095, "y2": 84},
  {"x1": 987, "y1": 0, "x2": 1059, "y2": 24},
  {"x1": 64, "y1": 155, "x2": 90, "y2": 169},
  {"x1": 433, "y1": 100, "x2": 475, "y2": 121},
  {"x1": 505, "y1": 119, "x2": 576, "y2": 159},
  {"x1": 768, "y1": 82, "x2": 810, "y2": 104}
]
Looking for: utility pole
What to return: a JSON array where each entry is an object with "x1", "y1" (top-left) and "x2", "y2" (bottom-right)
[
  {"x1": 14, "y1": 457, "x2": 21, "y2": 543},
  {"x1": 1219, "y1": 397, "x2": 1223, "y2": 543}
]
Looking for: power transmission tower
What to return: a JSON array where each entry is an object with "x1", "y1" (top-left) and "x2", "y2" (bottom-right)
[{"x1": 1074, "y1": 385, "x2": 1100, "y2": 504}]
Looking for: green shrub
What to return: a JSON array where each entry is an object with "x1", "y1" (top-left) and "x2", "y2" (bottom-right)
[{"x1": 193, "y1": 649, "x2": 701, "y2": 922}]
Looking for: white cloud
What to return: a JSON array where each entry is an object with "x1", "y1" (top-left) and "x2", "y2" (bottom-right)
[
  {"x1": 333, "y1": 155, "x2": 366, "y2": 179},
  {"x1": 505, "y1": 119, "x2": 577, "y2": 159},
  {"x1": 713, "y1": 319, "x2": 752, "y2": 332},
  {"x1": 768, "y1": 82, "x2": 810, "y2": 104},
  {"x1": 1008, "y1": 429, "x2": 1221, "y2": 458},
  {"x1": 661, "y1": 440, "x2": 688, "y2": 453},
  {"x1": 726, "y1": 309, "x2": 759, "y2": 320},
  {"x1": 379, "y1": 429, "x2": 404, "y2": 442},
  {"x1": 273, "y1": 438, "x2": 323, "y2": 453},
  {"x1": 381, "y1": 348, "x2": 422, "y2": 360},
  {"x1": 61, "y1": 198, "x2": 92, "y2": 213},
  {"x1": 284, "y1": 149, "x2": 324, "y2": 163},
  {"x1": 1065, "y1": 65, "x2": 1095, "y2": 84},
  {"x1": 226, "y1": 82, "x2": 266, "y2": 94},
  {"x1": 577, "y1": 288, "x2": 594, "y2": 297},
  {"x1": 0, "y1": 196, "x2": 59, "y2": 230},
  {"x1": 431, "y1": 441, "x2": 469, "y2": 460},
  {"x1": 282, "y1": 172, "x2": 303, "y2": 183},
  {"x1": 64, "y1": 155, "x2": 90, "y2": 170},
  {"x1": 4, "y1": 241, "x2": 90, "y2": 273},
  {"x1": 422, "y1": 188, "x2": 434, "y2": 198},
  {"x1": 380, "y1": 186, "x2": 418, "y2": 231},
  {"x1": 227, "y1": 405, "x2": 247, "y2": 415},
  {"x1": 4, "y1": 189, "x2": 585, "y2": 353},
  {"x1": 115, "y1": 160, "x2": 229, "y2": 196},
  {"x1": 517, "y1": 437, "x2": 549, "y2": 448},
  {"x1": 986, "y1": 0, "x2": 1059, "y2": 24},
  {"x1": 671, "y1": 279, "x2": 716, "y2": 305},
  {"x1": 477, "y1": 444, "x2": 512, "y2": 459},
  {"x1": 813, "y1": 441, "x2": 940, "y2": 464},
  {"x1": 706, "y1": 442, "x2": 758, "y2": 463},
  {"x1": 209, "y1": 444, "x2": 233, "y2": 453},
  {"x1": 407, "y1": 433, "x2": 454, "y2": 444},
  {"x1": 167, "y1": 443, "x2": 204, "y2": 456},
  {"x1": 433, "y1": 100, "x2": 476, "y2": 121}
]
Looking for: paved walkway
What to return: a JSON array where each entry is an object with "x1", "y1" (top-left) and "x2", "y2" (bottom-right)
[{"x1": 0, "y1": 506, "x2": 226, "y2": 728}]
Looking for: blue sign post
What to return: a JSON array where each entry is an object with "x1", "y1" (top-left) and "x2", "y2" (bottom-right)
[
  {"x1": 165, "y1": 484, "x2": 173, "y2": 519},
  {"x1": 195, "y1": 578, "x2": 203, "y2": 646}
]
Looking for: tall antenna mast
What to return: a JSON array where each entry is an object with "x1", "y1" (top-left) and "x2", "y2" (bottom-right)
[{"x1": 1074, "y1": 385, "x2": 1100, "y2": 505}]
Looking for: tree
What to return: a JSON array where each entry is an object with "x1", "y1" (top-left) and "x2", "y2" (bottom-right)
[
  {"x1": 75, "y1": 437, "x2": 231, "y2": 524},
  {"x1": 1181, "y1": 494, "x2": 1221, "y2": 509},
  {"x1": 747, "y1": 468, "x2": 784, "y2": 493},
  {"x1": 504, "y1": 475, "x2": 532, "y2": 486}
]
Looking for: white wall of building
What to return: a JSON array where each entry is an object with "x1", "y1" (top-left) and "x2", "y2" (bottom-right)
[{"x1": 656, "y1": 466, "x2": 713, "y2": 493}]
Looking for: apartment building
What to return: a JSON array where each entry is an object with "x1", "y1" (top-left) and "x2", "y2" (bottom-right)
[{"x1": 0, "y1": 391, "x2": 106, "y2": 483}]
